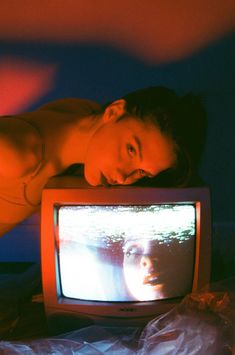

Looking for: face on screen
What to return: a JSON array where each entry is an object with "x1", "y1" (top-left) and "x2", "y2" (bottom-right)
[{"x1": 123, "y1": 239, "x2": 164, "y2": 301}]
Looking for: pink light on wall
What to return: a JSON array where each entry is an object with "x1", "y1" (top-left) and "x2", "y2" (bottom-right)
[{"x1": 0, "y1": 58, "x2": 57, "y2": 115}]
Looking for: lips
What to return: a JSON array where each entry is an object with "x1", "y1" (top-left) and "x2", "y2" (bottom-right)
[
  {"x1": 100, "y1": 173, "x2": 110, "y2": 186},
  {"x1": 101, "y1": 172, "x2": 117, "y2": 186},
  {"x1": 143, "y1": 273, "x2": 159, "y2": 286}
]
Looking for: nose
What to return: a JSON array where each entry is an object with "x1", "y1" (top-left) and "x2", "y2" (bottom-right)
[
  {"x1": 115, "y1": 168, "x2": 140, "y2": 185},
  {"x1": 140, "y1": 256, "x2": 154, "y2": 273}
]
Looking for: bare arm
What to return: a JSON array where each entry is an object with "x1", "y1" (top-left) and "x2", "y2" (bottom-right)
[{"x1": 0, "y1": 117, "x2": 43, "y2": 178}]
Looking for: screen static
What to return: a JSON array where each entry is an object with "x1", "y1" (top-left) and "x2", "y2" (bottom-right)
[{"x1": 57, "y1": 204, "x2": 196, "y2": 302}]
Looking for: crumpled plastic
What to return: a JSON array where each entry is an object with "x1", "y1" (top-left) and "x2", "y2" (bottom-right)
[
  {"x1": 0, "y1": 326, "x2": 141, "y2": 354},
  {"x1": 139, "y1": 277, "x2": 235, "y2": 355},
  {"x1": 0, "y1": 278, "x2": 234, "y2": 355}
]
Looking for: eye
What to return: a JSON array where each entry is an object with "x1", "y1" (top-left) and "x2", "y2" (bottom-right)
[
  {"x1": 138, "y1": 169, "x2": 146, "y2": 177},
  {"x1": 127, "y1": 144, "x2": 136, "y2": 157}
]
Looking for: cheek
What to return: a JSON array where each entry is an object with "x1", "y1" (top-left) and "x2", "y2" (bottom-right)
[
  {"x1": 85, "y1": 136, "x2": 112, "y2": 168},
  {"x1": 85, "y1": 125, "x2": 125, "y2": 173}
]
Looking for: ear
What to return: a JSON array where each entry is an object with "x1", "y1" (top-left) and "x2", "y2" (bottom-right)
[{"x1": 102, "y1": 99, "x2": 126, "y2": 123}]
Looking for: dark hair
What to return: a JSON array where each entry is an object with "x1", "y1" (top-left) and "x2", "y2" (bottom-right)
[{"x1": 120, "y1": 86, "x2": 207, "y2": 187}]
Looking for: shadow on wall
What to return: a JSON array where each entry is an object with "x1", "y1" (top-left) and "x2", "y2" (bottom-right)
[
  {"x1": 0, "y1": 214, "x2": 41, "y2": 262},
  {"x1": 211, "y1": 222, "x2": 235, "y2": 281}
]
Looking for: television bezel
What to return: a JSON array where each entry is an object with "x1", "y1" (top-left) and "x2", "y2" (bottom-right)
[{"x1": 41, "y1": 176, "x2": 211, "y2": 327}]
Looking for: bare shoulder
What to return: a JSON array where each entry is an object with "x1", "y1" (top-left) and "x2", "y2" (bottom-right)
[
  {"x1": 0, "y1": 116, "x2": 43, "y2": 178},
  {"x1": 0, "y1": 115, "x2": 37, "y2": 134},
  {"x1": 37, "y1": 98, "x2": 101, "y2": 115}
]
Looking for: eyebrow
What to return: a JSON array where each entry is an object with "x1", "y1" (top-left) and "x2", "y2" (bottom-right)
[
  {"x1": 133, "y1": 135, "x2": 143, "y2": 160},
  {"x1": 133, "y1": 135, "x2": 154, "y2": 178}
]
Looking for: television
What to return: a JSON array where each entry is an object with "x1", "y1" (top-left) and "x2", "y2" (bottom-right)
[{"x1": 41, "y1": 176, "x2": 211, "y2": 333}]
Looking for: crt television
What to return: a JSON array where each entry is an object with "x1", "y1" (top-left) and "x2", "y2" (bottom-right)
[{"x1": 41, "y1": 176, "x2": 211, "y2": 333}]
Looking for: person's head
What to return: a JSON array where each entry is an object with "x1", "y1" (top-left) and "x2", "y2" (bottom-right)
[
  {"x1": 84, "y1": 86, "x2": 207, "y2": 187},
  {"x1": 122, "y1": 238, "x2": 194, "y2": 301},
  {"x1": 123, "y1": 239, "x2": 164, "y2": 301}
]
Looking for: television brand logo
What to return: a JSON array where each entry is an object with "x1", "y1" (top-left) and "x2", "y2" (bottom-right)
[{"x1": 119, "y1": 307, "x2": 137, "y2": 312}]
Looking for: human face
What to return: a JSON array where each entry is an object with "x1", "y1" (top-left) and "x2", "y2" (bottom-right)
[
  {"x1": 123, "y1": 240, "x2": 164, "y2": 301},
  {"x1": 84, "y1": 114, "x2": 176, "y2": 186}
]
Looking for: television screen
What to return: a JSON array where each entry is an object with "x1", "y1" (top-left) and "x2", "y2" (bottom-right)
[{"x1": 57, "y1": 204, "x2": 196, "y2": 302}]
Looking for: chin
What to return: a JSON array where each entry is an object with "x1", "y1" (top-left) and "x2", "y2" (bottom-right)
[
  {"x1": 128, "y1": 284, "x2": 164, "y2": 301},
  {"x1": 86, "y1": 178, "x2": 99, "y2": 186}
]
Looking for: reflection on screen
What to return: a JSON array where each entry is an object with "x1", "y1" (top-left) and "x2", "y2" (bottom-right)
[{"x1": 57, "y1": 204, "x2": 196, "y2": 302}]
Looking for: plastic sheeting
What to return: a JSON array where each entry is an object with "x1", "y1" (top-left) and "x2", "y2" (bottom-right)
[
  {"x1": 0, "y1": 327, "x2": 141, "y2": 354},
  {"x1": 139, "y1": 287, "x2": 235, "y2": 354},
  {"x1": 0, "y1": 277, "x2": 234, "y2": 354}
]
